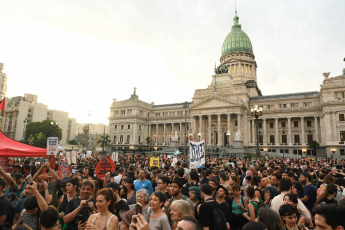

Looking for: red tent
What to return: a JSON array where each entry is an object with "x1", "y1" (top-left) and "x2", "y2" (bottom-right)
[{"x1": 0, "y1": 131, "x2": 47, "y2": 157}]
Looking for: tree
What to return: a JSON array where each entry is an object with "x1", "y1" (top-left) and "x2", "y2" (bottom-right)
[
  {"x1": 25, "y1": 120, "x2": 62, "y2": 148},
  {"x1": 308, "y1": 140, "x2": 320, "y2": 156},
  {"x1": 146, "y1": 137, "x2": 151, "y2": 145},
  {"x1": 69, "y1": 139, "x2": 78, "y2": 145},
  {"x1": 98, "y1": 134, "x2": 110, "y2": 154}
]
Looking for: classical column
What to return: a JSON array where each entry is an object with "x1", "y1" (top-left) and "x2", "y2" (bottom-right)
[
  {"x1": 301, "y1": 117, "x2": 305, "y2": 145},
  {"x1": 238, "y1": 114, "x2": 241, "y2": 141},
  {"x1": 148, "y1": 124, "x2": 151, "y2": 143},
  {"x1": 333, "y1": 112, "x2": 337, "y2": 141},
  {"x1": 217, "y1": 114, "x2": 222, "y2": 146},
  {"x1": 275, "y1": 118, "x2": 279, "y2": 144},
  {"x1": 163, "y1": 123, "x2": 166, "y2": 144},
  {"x1": 314, "y1": 116, "x2": 319, "y2": 142},
  {"x1": 155, "y1": 124, "x2": 158, "y2": 144},
  {"x1": 199, "y1": 115, "x2": 202, "y2": 140},
  {"x1": 179, "y1": 122, "x2": 182, "y2": 144},
  {"x1": 263, "y1": 118, "x2": 267, "y2": 144},
  {"x1": 287, "y1": 117, "x2": 292, "y2": 145},
  {"x1": 227, "y1": 114, "x2": 231, "y2": 145},
  {"x1": 208, "y1": 115, "x2": 212, "y2": 146},
  {"x1": 252, "y1": 119, "x2": 255, "y2": 144}
]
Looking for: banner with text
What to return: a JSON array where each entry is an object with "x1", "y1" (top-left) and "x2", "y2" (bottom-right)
[
  {"x1": 47, "y1": 137, "x2": 58, "y2": 155},
  {"x1": 150, "y1": 157, "x2": 160, "y2": 167},
  {"x1": 189, "y1": 140, "x2": 205, "y2": 169}
]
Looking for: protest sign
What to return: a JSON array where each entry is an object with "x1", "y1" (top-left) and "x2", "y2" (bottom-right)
[
  {"x1": 47, "y1": 137, "x2": 58, "y2": 155},
  {"x1": 111, "y1": 152, "x2": 118, "y2": 162},
  {"x1": 95, "y1": 156, "x2": 115, "y2": 180},
  {"x1": 58, "y1": 157, "x2": 69, "y2": 179},
  {"x1": 150, "y1": 157, "x2": 160, "y2": 167},
  {"x1": 189, "y1": 140, "x2": 205, "y2": 169}
]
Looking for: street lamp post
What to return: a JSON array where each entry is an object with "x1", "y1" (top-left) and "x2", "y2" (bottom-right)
[
  {"x1": 226, "y1": 131, "x2": 230, "y2": 148},
  {"x1": 251, "y1": 105, "x2": 263, "y2": 158},
  {"x1": 198, "y1": 132, "x2": 201, "y2": 141},
  {"x1": 302, "y1": 149, "x2": 306, "y2": 159},
  {"x1": 22, "y1": 118, "x2": 28, "y2": 140},
  {"x1": 51, "y1": 121, "x2": 58, "y2": 137}
]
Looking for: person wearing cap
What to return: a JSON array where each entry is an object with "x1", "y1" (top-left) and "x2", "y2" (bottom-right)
[{"x1": 163, "y1": 178, "x2": 193, "y2": 220}]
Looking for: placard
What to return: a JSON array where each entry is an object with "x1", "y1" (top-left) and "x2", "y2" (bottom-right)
[
  {"x1": 58, "y1": 158, "x2": 69, "y2": 179},
  {"x1": 150, "y1": 157, "x2": 160, "y2": 167},
  {"x1": 47, "y1": 137, "x2": 58, "y2": 155},
  {"x1": 95, "y1": 156, "x2": 115, "y2": 180},
  {"x1": 189, "y1": 140, "x2": 205, "y2": 169}
]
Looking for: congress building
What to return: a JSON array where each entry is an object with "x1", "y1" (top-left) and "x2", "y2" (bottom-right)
[{"x1": 109, "y1": 12, "x2": 345, "y2": 159}]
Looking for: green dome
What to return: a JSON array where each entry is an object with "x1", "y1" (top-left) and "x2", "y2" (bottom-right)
[{"x1": 221, "y1": 13, "x2": 253, "y2": 58}]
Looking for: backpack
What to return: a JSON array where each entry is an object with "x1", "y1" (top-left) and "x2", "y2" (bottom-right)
[
  {"x1": 206, "y1": 202, "x2": 227, "y2": 230},
  {"x1": 7, "y1": 192, "x2": 20, "y2": 214},
  {"x1": 253, "y1": 200, "x2": 265, "y2": 211}
]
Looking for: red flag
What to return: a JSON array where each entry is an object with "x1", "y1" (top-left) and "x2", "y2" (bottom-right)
[{"x1": 0, "y1": 99, "x2": 4, "y2": 116}]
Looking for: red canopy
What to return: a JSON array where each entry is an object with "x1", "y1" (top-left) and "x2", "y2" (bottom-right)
[{"x1": 0, "y1": 131, "x2": 47, "y2": 157}]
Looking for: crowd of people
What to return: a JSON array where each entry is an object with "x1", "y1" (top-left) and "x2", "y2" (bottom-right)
[{"x1": 1, "y1": 153, "x2": 345, "y2": 230}]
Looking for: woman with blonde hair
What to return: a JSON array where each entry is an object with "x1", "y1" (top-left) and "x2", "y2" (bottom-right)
[{"x1": 170, "y1": 200, "x2": 194, "y2": 230}]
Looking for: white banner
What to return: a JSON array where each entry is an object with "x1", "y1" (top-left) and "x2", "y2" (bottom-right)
[
  {"x1": 111, "y1": 152, "x2": 118, "y2": 162},
  {"x1": 189, "y1": 140, "x2": 205, "y2": 169},
  {"x1": 47, "y1": 137, "x2": 58, "y2": 156}
]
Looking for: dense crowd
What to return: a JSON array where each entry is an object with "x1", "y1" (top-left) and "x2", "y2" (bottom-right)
[{"x1": 1, "y1": 153, "x2": 345, "y2": 230}]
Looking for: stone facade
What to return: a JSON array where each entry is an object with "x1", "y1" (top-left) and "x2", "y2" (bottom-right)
[
  {"x1": 108, "y1": 14, "x2": 345, "y2": 159},
  {"x1": 0, "y1": 63, "x2": 7, "y2": 100}
]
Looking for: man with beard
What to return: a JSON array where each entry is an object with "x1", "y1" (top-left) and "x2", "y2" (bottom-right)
[
  {"x1": 134, "y1": 169, "x2": 153, "y2": 194},
  {"x1": 300, "y1": 172, "x2": 317, "y2": 213},
  {"x1": 63, "y1": 180, "x2": 96, "y2": 230},
  {"x1": 156, "y1": 176, "x2": 171, "y2": 199},
  {"x1": 164, "y1": 178, "x2": 193, "y2": 219}
]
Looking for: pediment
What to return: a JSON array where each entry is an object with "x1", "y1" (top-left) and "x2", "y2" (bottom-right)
[{"x1": 191, "y1": 95, "x2": 244, "y2": 110}]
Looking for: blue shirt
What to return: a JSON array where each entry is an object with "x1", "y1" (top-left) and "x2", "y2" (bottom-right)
[{"x1": 134, "y1": 179, "x2": 153, "y2": 194}]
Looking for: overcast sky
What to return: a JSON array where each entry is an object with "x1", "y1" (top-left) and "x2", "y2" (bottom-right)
[{"x1": 1, "y1": 0, "x2": 344, "y2": 124}]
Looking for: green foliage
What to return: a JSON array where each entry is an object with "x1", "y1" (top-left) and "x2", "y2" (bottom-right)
[
  {"x1": 69, "y1": 139, "x2": 78, "y2": 145},
  {"x1": 308, "y1": 140, "x2": 320, "y2": 150},
  {"x1": 25, "y1": 120, "x2": 62, "y2": 148},
  {"x1": 146, "y1": 137, "x2": 151, "y2": 145},
  {"x1": 98, "y1": 135, "x2": 110, "y2": 153}
]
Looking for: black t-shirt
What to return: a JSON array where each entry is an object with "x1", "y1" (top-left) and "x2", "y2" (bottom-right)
[
  {"x1": 115, "y1": 200, "x2": 129, "y2": 222},
  {"x1": 218, "y1": 201, "x2": 231, "y2": 223},
  {"x1": 0, "y1": 195, "x2": 12, "y2": 227},
  {"x1": 64, "y1": 197, "x2": 96, "y2": 230},
  {"x1": 198, "y1": 200, "x2": 217, "y2": 230}
]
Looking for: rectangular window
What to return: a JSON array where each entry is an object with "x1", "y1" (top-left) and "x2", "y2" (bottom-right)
[
  {"x1": 156, "y1": 113, "x2": 160, "y2": 117},
  {"x1": 294, "y1": 121, "x2": 299, "y2": 127},
  {"x1": 258, "y1": 123, "x2": 262, "y2": 128},
  {"x1": 270, "y1": 122, "x2": 274, "y2": 128},
  {"x1": 307, "y1": 134, "x2": 313, "y2": 143},
  {"x1": 340, "y1": 149, "x2": 345, "y2": 156},
  {"x1": 121, "y1": 110, "x2": 125, "y2": 115},
  {"x1": 126, "y1": 135, "x2": 130, "y2": 143},
  {"x1": 307, "y1": 120, "x2": 312, "y2": 127},
  {"x1": 281, "y1": 122, "x2": 286, "y2": 128},
  {"x1": 267, "y1": 105, "x2": 271, "y2": 110},
  {"x1": 115, "y1": 125, "x2": 117, "y2": 129},
  {"x1": 235, "y1": 121, "x2": 238, "y2": 126},
  {"x1": 340, "y1": 114, "x2": 345, "y2": 121},
  {"x1": 303, "y1": 102, "x2": 308, "y2": 108},
  {"x1": 340, "y1": 131, "x2": 345, "y2": 141},
  {"x1": 294, "y1": 135, "x2": 300, "y2": 144},
  {"x1": 121, "y1": 125, "x2": 124, "y2": 130},
  {"x1": 282, "y1": 135, "x2": 287, "y2": 144},
  {"x1": 293, "y1": 150, "x2": 298, "y2": 155},
  {"x1": 259, "y1": 135, "x2": 263, "y2": 144},
  {"x1": 138, "y1": 136, "x2": 141, "y2": 143},
  {"x1": 139, "y1": 125, "x2": 142, "y2": 131},
  {"x1": 128, "y1": 124, "x2": 130, "y2": 129},
  {"x1": 291, "y1": 103, "x2": 294, "y2": 108},
  {"x1": 270, "y1": 135, "x2": 275, "y2": 144}
]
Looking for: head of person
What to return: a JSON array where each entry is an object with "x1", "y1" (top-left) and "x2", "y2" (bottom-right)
[
  {"x1": 122, "y1": 178, "x2": 134, "y2": 191},
  {"x1": 323, "y1": 175, "x2": 335, "y2": 185},
  {"x1": 80, "y1": 180, "x2": 94, "y2": 200},
  {"x1": 170, "y1": 179, "x2": 183, "y2": 197},
  {"x1": 170, "y1": 200, "x2": 194, "y2": 222},
  {"x1": 208, "y1": 177, "x2": 219, "y2": 190},
  {"x1": 299, "y1": 172, "x2": 311, "y2": 185},
  {"x1": 149, "y1": 191, "x2": 167, "y2": 211},
  {"x1": 260, "y1": 167, "x2": 268, "y2": 177},
  {"x1": 279, "y1": 204, "x2": 299, "y2": 229},
  {"x1": 14, "y1": 173, "x2": 23, "y2": 184},
  {"x1": 216, "y1": 185, "x2": 229, "y2": 200},
  {"x1": 283, "y1": 193, "x2": 298, "y2": 206},
  {"x1": 136, "y1": 189, "x2": 150, "y2": 205},
  {"x1": 106, "y1": 182, "x2": 121, "y2": 199},
  {"x1": 292, "y1": 181, "x2": 303, "y2": 195},
  {"x1": 66, "y1": 178, "x2": 79, "y2": 193},
  {"x1": 189, "y1": 186, "x2": 201, "y2": 201},
  {"x1": 271, "y1": 173, "x2": 282, "y2": 187},
  {"x1": 96, "y1": 188, "x2": 116, "y2": 213},
  {"x1": 138, "y1": 169, "x2": 147, "y2": 180},
  {"x1": 177, "y1": 216, "x2": 202, "y2": 230},
  {"x1": 177, "y1": 168, "x2": 185, "y2": 178},
  {"x1": 242, "y1": 222, "x2": 266, "y2": 230},
  {"x1": 231, "y1": 183, "x2": 241, "y2": 196},
  {"x1": 258, "y1": 207, "x2": 283, "y2": 230},
  {"x1": 24, "y1": 195, "x2": 40, "y2": 216},
  {"x1": 200, "y1": 184, "x2": 213, "y2": 199},
  {"x1": 0, "y1": 178, "x2": 6, "y2": 193},
  {"x1": 279, "y1": 178, "x2": 292, "y2": 192},
  {"x1": 157, "y1": 176, "x2": 169, "y2": 191},
  {"x1": 189, "y1": 170, "x2": 199, "y2": 182},
  {"x1": 246, "y1": 185, "x2": 255, "y2": 199},
  {"x1": 40, "y1": 206, "x2": 59, "y2": 229}
]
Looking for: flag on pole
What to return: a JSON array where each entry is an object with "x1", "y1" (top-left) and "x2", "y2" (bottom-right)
[{"x1": 0, "y1": 99, "x2": 5, "y2": 117}]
